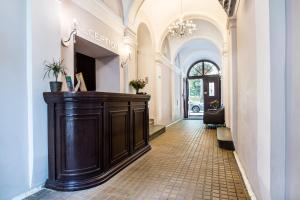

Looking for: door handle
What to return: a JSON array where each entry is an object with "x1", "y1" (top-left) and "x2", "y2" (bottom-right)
[{"x1": 204, "y1": 91, "x2": 208, "y2": 95}]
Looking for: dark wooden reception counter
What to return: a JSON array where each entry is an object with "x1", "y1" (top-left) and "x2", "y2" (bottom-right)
[{"x1": 43, "y1": 92, "x2": 151, "y2": 191}]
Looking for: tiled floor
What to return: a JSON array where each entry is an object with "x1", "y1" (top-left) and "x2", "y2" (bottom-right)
[{"x1": 26, "y1": 120, "x2": 249, "y2": 200}]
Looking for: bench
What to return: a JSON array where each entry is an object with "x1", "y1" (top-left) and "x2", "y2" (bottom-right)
[{"x1": 217, "y1": 127, "x2": 235, "y2": 151}]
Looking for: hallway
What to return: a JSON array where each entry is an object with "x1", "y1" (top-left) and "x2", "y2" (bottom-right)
[{"x1": 27, "y1": 121, "x2": 249, "y2": 200}]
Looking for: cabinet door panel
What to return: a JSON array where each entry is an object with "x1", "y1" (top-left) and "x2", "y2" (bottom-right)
[
  {"x1": 108, "y1": 109, "x2": 130, "y2": 166},
  {"x1": 133, "y1": 108, "x2": 146, "y2": 151},
  {"x1": 56, "y1": 106, "x2": 103, "y2": 182}
]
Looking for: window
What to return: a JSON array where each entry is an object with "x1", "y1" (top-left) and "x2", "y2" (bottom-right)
[
  {"x1": 209, "y1": 82, "x2": 215, "y2": 96},
  {"x1": 188, "y1": 60, "x2": 219, "y2": 78},
  {"x1": 189, "y1": 63, "x2": 203, "y2": 77}
]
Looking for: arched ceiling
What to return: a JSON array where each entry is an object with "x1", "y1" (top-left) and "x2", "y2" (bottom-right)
[
  {"x1": 175, "y1": 39, "x2": 222, "y2": 74},
  {"x1": 125, "y1": 0, "x2": 228, "y2": 51},
  {"x1": 139, "y1": 0, "x2": 226, "y2": 33},
  {"x1": 167, "y1": 19, "x2": 224, "y2": 61}
]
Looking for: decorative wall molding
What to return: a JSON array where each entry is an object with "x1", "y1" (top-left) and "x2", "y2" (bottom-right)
[
  {"x1": 155, "y1": 53, "x2": 181, "y2": 74},
  {"x1": 124, "y1": 27, "x2": 138, "y2": 47}
]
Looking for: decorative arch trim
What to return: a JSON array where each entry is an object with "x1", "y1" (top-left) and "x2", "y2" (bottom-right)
[{"x1": 187, "y1": 60, "x2": 220, "y2": 79}]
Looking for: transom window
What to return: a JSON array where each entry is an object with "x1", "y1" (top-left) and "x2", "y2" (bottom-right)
[{"x1": 188, "y1": 60, "x2": 220, "y2": 78}]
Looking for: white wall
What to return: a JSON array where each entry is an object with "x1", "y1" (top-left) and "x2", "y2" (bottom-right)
[
  {"x1": 61, "y1": 0, "x2": 124, "y2": 91},
  {"x1": 236, "y1": 0, "x2": 286, "y2": 199},
  {"x1": 29, "y1": 0, "x2": 61, "y2": 191},
  {"x1": 96, "y1": 56, "x2": 120, "y2": 92},
  {"x1": 172, "y1": 73, "x2": 182, "y2": 121},
  {"x1": 0, "y1": 0, "x2": 61, "y2": 199},
  {"x1": 156, "y1": 64, "x2": 173, "y2": 125},
  {"x1": 286, "y1": 0, "x2": 300, "y2": 198},
  {"x1": 0, "y1": 1, "x2": 28, "y2": 199},
  {"x1": 236, "y1": 1, "x2": 260, "y2": 196}
]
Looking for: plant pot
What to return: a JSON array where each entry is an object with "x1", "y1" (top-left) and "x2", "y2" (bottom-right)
[{"x1": 50, "y1": 81, "x2": 62, "y2": 92}]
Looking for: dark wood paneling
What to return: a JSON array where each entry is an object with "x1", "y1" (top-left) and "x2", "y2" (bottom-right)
[
  {"x1": 55, "y1": 103, "x2": 103, "y2": 182},
  {"x1": 108, "y1": 110, "x2": 130, "y2": 166},
  {"x1": 133, "y1": 108, "x2": 146, "y2": 151},
  {"x1": 203, "y1": 76, "x2": 221, "y2": 111},
  {"x1": 44, "y1": 92, "x2": 151, "y2": 191}
]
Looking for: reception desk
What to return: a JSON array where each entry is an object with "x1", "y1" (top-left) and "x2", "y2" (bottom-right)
[{"x1": 43, "y1": 92, "x2": 151, "y2": 191}]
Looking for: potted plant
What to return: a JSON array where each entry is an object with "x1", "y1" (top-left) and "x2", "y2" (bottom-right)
[
  {"x1": 210, "y1": 100, "x2": 220, "y2": 109},
  {"x1": 43, "y1": 59, "x2": 66, "y2": 92},
  {"x1": 129, "y1": 79, "x2": 147, "y2": 94}
]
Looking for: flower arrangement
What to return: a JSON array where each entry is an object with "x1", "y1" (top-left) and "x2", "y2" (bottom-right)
[
  {"x1": 210, "y1": 100, "x2": 220, "y2": 109},
  {"x1": 129, "y1": 79, "x2": 147, "y2": 94}
]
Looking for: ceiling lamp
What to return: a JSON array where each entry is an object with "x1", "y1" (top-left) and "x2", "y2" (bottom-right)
[{"x1": 168, "y1": 0, "x2": 197, "y2": 38}]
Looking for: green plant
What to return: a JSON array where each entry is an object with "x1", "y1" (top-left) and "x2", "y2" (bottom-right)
[
  {"x1": 129, "y1": 79, "x2": 147, "y2": 91},
  {"x1": 43, "y1": 59, "x2": 66, "y2": 82},
  {"x1": 210, "y1": 100, "x2": 220, "y2": 109}
]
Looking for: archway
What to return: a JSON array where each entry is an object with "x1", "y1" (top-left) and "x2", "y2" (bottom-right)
[
  {"x1": 185, "y1": 60, "x2": 221, "y2": 118},
  {"x1": 137, "y1": 23, "x2": 156, "y2": 121}
]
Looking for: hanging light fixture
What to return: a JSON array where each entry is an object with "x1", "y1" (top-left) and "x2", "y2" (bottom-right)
[{"x1": 168, "y1": 0, "x2": 197, "y2": 38}]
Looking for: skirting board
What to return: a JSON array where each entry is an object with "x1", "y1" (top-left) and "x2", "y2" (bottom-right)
[
  {"x1": 166, "y1": 118, "x2": 183, "y2": 128},
  {"x1": 233, "y1": 151, "x2": 257, "y2": 200},
  {"x1": 12, "y1": 186, "x2": 43, "y2": 200}
]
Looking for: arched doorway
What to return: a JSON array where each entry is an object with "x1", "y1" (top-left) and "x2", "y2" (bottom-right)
[{"x1": 185, "y1": 60, "x2": 221, "y2": 119}]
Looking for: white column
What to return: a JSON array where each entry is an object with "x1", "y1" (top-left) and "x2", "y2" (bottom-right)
[
  {"x1": 222, "y1": 43, "x2": 230, "y2": 128},
  {"x1": 227, "y1": 17, "x2": 238, "y2": 147},
  {"x1": 123, "y1": 28, "x2": 138, "y2": 93}
]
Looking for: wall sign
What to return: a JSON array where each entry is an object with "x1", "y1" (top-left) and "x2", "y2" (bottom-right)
[{"x1": 79, "y1": 28, "x2": 119, "y2": 52}]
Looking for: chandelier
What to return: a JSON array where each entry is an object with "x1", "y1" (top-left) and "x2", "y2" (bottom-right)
[{"x1": 168, "y1": 0, "x2": 197, "y2": 38}]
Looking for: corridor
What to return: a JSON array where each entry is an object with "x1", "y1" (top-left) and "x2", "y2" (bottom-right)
[{"x1": 26, "y1": 121, "x2": 249, "y2": 200}]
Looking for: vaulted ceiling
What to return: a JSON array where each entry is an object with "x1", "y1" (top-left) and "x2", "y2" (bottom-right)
[{"x1": 218, "y1": 0, "x2": 237, "y2": 16}]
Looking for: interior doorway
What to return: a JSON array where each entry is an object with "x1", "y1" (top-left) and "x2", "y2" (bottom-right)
[
  {"x1": 184, "y1": 60, "x2": 221, "y2": 119},
  {"x1": 74, "y1": 36, "x2": 120, "y2": 92}
]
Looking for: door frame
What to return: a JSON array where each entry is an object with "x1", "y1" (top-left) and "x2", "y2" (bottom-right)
[{"x1": 184, "y1": 60, "x2": 221, "y2": 119}]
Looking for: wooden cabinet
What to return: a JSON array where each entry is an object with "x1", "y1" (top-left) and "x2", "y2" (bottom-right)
[
  {"x1": 106, "y1": 103, "x2": 130, "y2": 166},
  {"x1": 132, "y1": 103, "x2": 148, "y2": 152},
  {"x1": 44, "y1": 92, "x2": 151, "y2": 191}
]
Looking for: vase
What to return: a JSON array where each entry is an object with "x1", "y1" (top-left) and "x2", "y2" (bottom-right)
[
  {"x1": 136, "y1": 88, "x2": 139, "y2": 94},
  {"x1": 50, "y1": 81, "x2": 62, "y2": 92}
]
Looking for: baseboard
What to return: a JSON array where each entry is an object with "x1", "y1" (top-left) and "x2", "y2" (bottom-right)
[
  {"x1": 233, "y1": 151, "x2": 257, "y2": 200},
  {"x1": 166, "y1": 118, "x2": 182, "y2": 128},
  {"x1": 12, "y1": 186, "x2": 43, "y2": 200}
]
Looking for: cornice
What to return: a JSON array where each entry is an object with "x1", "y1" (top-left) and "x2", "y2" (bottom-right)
[
  {"x1": 124, "y1": 27, "x2": 138, "y2": 47},
  {"x1": 155, "y1": 53, "x2": 182, "y2": 74}
]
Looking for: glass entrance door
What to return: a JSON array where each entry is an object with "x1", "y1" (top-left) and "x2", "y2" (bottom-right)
[{"x1": 188, "y1": 79, "x2": 204, "y2": 118}]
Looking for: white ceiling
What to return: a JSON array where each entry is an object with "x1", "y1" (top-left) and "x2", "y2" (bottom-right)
[
  {"x1": 175, "y1": 39, "x2": 222, "y2": 73},
  {"x1": 95, "y1": 0, "x2": 124, "y2": 18},
  {"x1": 138, "y1": 0, "x2": 227, "y2": 42}
]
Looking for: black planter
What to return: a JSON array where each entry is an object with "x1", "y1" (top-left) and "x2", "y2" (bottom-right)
[{"x1": 50, "y1": 81, "x2": 62, "y2": 92}]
